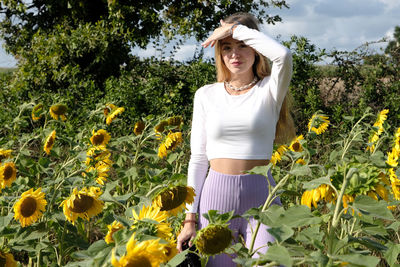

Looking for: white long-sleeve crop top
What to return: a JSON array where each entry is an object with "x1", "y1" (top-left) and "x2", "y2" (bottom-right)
[{"x1": 186, "y1": 25, "x2": 293, "y2": 213}]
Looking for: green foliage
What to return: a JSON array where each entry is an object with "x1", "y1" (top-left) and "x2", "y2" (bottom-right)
[
  {"x1": 284, "y1": 36, "x2": 326, "y2": 133},
  {"x1": 103, "y1": 57, "x2": 215, "y2": 126}
]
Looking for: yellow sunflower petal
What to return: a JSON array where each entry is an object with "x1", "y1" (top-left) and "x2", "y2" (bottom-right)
[{"x1": 14, "y1": 188, "x2": 47, "y2": 227}]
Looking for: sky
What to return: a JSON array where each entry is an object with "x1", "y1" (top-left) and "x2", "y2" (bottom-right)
[{"x1": 1, "y1": 0, "x2": 399, "y2": 67}]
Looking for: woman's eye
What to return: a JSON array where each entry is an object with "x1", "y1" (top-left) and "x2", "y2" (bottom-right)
[
  {"x1": 222, "y1": 46, "x2": 231, "y2": 51},
  {"x1": 240, "y1": 44, "x2": 248, "y2": 48}
]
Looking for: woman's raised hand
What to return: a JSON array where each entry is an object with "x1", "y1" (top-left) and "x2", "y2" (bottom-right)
[{"x1": 201, "y1": 20, "x2": 235, "y2": 48}]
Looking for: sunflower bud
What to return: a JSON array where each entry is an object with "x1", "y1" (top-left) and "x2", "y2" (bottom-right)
[
  {"x1": 195, "y1": 224, "x2": 232, "y2": 256},
  {"x1": 134, "y1": 121, "x2": 145, "y2": 135},
  {"x1": 32, "y1": 103, "x2": 44, "y2": 121}
]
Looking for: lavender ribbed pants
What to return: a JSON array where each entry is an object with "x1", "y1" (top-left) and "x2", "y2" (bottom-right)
[{"x1": 198, "y1": 168, "x2": 281, "y2": 267}]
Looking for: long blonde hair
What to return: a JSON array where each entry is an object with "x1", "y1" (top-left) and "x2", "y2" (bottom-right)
[{"x1": 215, "y1": 12, "x2": 295, "y2": 144}]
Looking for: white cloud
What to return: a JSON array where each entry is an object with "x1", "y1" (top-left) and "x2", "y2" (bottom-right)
[{"x1": 378, "y1": 0, "x2": 400, "y2": 10}]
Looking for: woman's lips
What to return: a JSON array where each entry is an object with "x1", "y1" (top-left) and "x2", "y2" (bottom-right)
[{"x1": 231, "y1": 61, "x2": 242, "y2": 66}]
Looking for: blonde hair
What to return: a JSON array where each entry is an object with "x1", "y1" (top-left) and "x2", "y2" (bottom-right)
[{"x1": 215, "y1": 12, "x2": 295, "y2": 144}]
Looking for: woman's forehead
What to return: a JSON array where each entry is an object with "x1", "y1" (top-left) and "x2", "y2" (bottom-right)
[{"x1": 220, "y1": 37, "x2": 244, "y2": 45}]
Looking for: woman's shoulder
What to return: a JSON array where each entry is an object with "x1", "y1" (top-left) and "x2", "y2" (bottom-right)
[{"x1": 195, "y1": 82, "x2": 221, "y2": 97}]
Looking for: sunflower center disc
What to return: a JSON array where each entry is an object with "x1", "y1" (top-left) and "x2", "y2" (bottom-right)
[
  {"x1": 93, "y1": 134, "x2": 104, "y2": 145},
  {"x1": 46, "y1": 137, "x2": 54, "y2": 147},
  {"x1": 160, "y1": 186, "x2": 187, "y2": 211},
  {"x1": 4, "y1": 166, "x2": 13, "y2": 180},
  {"x1": 21, "y1": 197, "x2": 37, "y2": 217},
  {"x1": 52, "y1": 105, "x2": 67, "y2": 115},
  {"x1": 126, "y1": 256, "x2": 152, "y2": 267},
  {"x1": 292, "y1": 142, "x2": 300, "y2": 152},
  {"x1": 70, "y1": 195, "x2": 94, "y2": 213}
]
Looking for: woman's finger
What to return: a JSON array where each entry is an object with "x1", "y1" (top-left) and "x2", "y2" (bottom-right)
[
  {"x1": 177, "y1": 239, "x2": 183, "y2": 252},
  {"x1": 188, "y1": 236, "x2": 195, "y2": 247}
]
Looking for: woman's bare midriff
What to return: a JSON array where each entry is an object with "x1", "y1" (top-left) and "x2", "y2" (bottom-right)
[{"x1": 210, "y1": 158, "x2": 270, "y2": 175}]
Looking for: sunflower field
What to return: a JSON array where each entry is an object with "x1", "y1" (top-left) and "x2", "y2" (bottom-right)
[
  {"x1": 1, "y1": 86, "x2": 400, "y2": 267},
  {"x1": 0, "y1": 4, "x2": 399, "y2": 264}
]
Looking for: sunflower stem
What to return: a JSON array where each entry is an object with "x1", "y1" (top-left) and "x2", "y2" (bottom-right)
[
  {"x1": 248, "y1": 173, "x2": 290, "y2": 254},
  {"x1": 36, "y1": 249, "x2": 41, "y2": 267},
  {"x1": 87, "y1": 220, "x2": 91, "y2": 242},
  {"x1": 58, "y1": 221, "x2": 67, "y2": 266}
]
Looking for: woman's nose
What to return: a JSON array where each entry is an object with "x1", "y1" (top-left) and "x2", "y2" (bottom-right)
[{"x1": 231, "y1": 48, "x2": 240, "y2": 57}]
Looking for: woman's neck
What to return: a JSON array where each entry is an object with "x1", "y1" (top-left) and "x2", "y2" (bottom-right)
[{"x1": 228, "y1": 72, "x2": 255, "y2": 88}]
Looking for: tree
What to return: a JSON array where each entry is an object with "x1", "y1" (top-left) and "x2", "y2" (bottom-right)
[
  {"x1": 0, "y1": 0, "x2": 288, "y2": 56},
  {"x1": 0, "y1": 0, "x2": 289, "y2": 98},
  {"x1": 385, "y1": 25, "x2": 400, "y2": 56}
]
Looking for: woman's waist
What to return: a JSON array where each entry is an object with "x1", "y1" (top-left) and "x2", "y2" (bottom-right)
[{"x1": 210, "y1": 158, "x2": 270, "y2": 175}]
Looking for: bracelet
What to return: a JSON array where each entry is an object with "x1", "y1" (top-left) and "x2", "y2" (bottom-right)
[
  {"x1": 183, "y1": 219, "x2": 198, "y2": 225},
  {"x1": 230, "y1": 21, "x2": 241, "y2": 35}
]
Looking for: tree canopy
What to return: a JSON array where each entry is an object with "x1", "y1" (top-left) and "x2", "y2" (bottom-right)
[{"x1": 0, "y1": 0, "x2": 289, "y2": 55}]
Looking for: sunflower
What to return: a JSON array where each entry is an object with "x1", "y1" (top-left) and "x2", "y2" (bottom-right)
[
  {"x1": 31, "y1": 103, "x2": 44, "y2": 121},
  {"x1": 342, "y1": 194, "x2": 355, "y2": 214},
  {"x1": 85, "y1": 146, "x2": 111, "y2": 166},
  {"x1": 43, "y1": 130, "x2": 56, "y2": 155},
  {"x1": 154, "y1": 120, "x2": 168, "y2": 134},
  {"x1": 296, "y1": 158, "x2": 306, "y2": 165},
  {"x1": 153, "y1": 185, "x2": 195, "y2": 215},
  {"x1": 83, "y1": 161, "x2": 110, "y2": 185},
  {"x1": 14, "y1": 188, "x2": 47, "y2": 227},
  {"x1": 0, "y1": 162, "x2": 17, "y2": 189},
  {"x1": 60, "y1": 187, "x2": 104, "y2": 224},
  {"x1": 308, "y1": 114, "x2": 329, "y2": 135},
  {"x1": 157, "y1": 132, "x2": 183, "y2": 159},
  {"x1": 367, "y1": 110, "x2": 389, "y2": 152},
  {"x1": 366, "y1": 133, "x2": 380, "y2": 152},
  {"x1": 164, "y1": 132, "x2": 183, "y2": 151},
  {"x1": 374, "y1": 109, "x2": 389, "y2": 128},
  {"x1": 161, "y1": 238, "x2": 179, "y2": 262},
  {"x1": 132, "y1": 205, "x2": 172, "y2": 240},
  {"x1": 132, "y1": 205, "x2": 168, "y2": 223},
  {"x1": 106, "y1": 107, "x2": 125, "y2": 125},
  {"x1": 301, "y1": 184, "x2": 336, "y2": 209},
  {"x1": 167, "y1": 116, "x2": 183, "y2": 127},
  {"x1": 386, "y1": 149, "x2": 399, "y2": 167},
  {"x1": 270, "y1": 145, "x2": 287, "y2": 165},
  {"x1": 394, "y1": 127, "x2": 400, "y2": 150},
  {"x1": 133, "y1": 121, "x2": 145, "y2": 135},
  {"x1": 0, "y1": 149, "x2": 12, "y2": 163},
  {"x1": 90, "y1": 129, "x2": 111, "y2": 147},
  {"x1": 105, "y1": 221, "x2": 124, "y2": 244},
  {"x1": 289, "y1": 135, "x2": 304, "y2": 152},
  {"x1": 111, "y1": 237, "x2": 165, "y2": 267},
  {"x1": 0, "y1": 250, "x2": 17, "y2": 267},
  {"x1": 104, "y1": 103, "x2": 117, "y2": 117},
  {"x1": 157, "y1": 143, "x2": 168, "y2": 159},
  {"x1": 49, "y1": 104, "x2": 67, "y2": 121},
  {"x1": 194, "y1": 224, "x2": 232, "y2": 256}
]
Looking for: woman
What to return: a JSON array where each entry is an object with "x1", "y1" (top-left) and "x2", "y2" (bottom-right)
[{"x1": 177, "y1": 12, "x2": 295, "y2": 266}]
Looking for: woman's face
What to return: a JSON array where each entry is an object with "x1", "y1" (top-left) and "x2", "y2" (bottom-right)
[{"x1": 220, "y1": 36, "x2": 256, "y2": 77}]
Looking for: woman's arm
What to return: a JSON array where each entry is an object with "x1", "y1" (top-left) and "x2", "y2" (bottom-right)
[
  {"x1": 177, "y1": 88, "x2": 209, "y2": 251},
  {"x1": 232, "y1": 25, "x2": 293, "y2": 107},
  {"x1": 185, "y1": 89, "x2": 209, "y2": 213}
]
